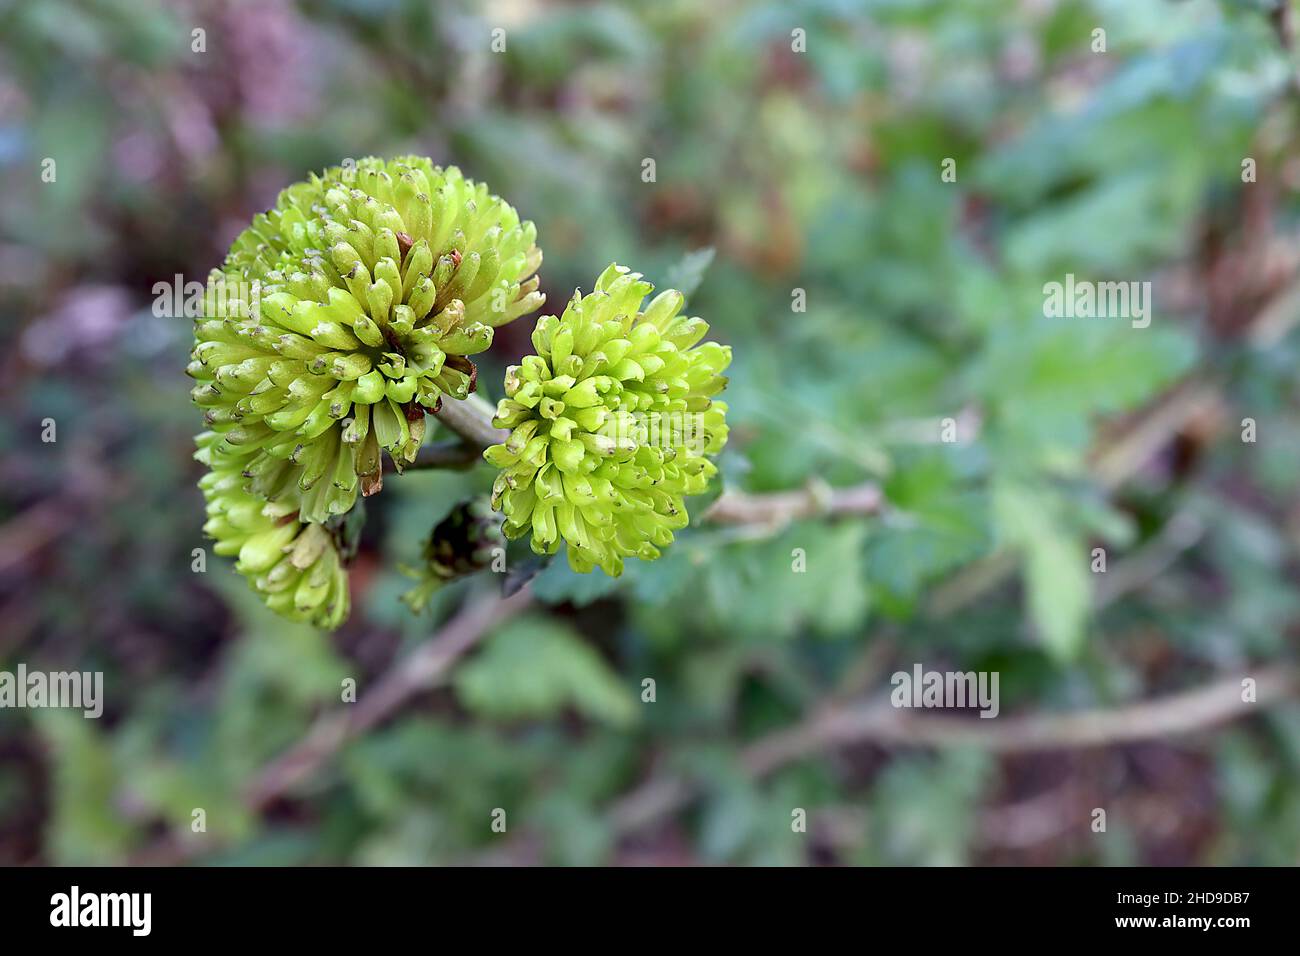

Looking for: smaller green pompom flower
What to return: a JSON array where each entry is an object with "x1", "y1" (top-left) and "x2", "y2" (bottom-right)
[
  {"x1": 485, "y1": 263, "x2": 730, "y2": 576},
  {"x1": 197, "y1": 432, "x2": 350, "y2": 629}
]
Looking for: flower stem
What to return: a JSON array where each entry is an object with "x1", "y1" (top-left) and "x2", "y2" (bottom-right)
[{"x1": 430, "y1": 393, "x2": 506, "y2": 450}]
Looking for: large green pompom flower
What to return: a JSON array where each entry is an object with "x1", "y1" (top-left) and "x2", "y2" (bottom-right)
[
  {"x1": 189, "y1": 156, "x2": 544, "y2": 523},
  {"x1": 196, "y1": 432, "x2": 350, "y2": 629},
  {"x1": 485, "y1": 263, "x2": 730, "y2": 576}
]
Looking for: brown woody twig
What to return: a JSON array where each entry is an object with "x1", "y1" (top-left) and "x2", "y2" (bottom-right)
[{"x1": 245, "y1": 586, "x2": 532, "y2": 812}]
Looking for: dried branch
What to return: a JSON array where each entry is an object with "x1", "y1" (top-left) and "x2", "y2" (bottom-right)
[
  {"x1": 430, "y1": 394, "x2": 508, "y2": 449},
  {"x1": 607, "y1": 665, "x2": 1298, "y2": 839},
  {"x1": 245, "y1": 586, "x2": 532, "y2": 811},
  {"x1": 703, "y1": 478, "x2": 883, "y2": 526},
  {"x1": 0, "y1": 498, "x2": 75, "y2": 575}
]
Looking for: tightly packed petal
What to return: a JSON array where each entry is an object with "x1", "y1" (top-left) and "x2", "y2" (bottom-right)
[
  {"x1": 196, "y1": 432, "x2": 351, "y2": 628},
  {"x1": 485, "y1": 263, "x2": 730, "y2": 576},
  {"x1": 189, "y1": 156, "x2": 544, "y2": 524}
]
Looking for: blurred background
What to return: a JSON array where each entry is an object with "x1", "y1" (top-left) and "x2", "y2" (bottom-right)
[{"x1": 1, "y1": 0, "x2": 1299, "y2": 866}]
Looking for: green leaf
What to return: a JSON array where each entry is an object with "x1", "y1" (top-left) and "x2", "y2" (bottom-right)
[
  {"x1": 867, "y1": 456, "x2": 991, "y2": 608},
  {"x1": 663, "y1": 246, "x2": 715, "y2": 301},
  {"x1": 455, "y1": 617, "x2": 636, "y2": 726},
  {"x1": 993, "y1": 479, "x2": 1091, "y2": 661},
  {"x1": 635, "y1": 521, "x2": 870, "y2": 643},
  {"x1": 863, "y1": 750, "x2": 992, "y2": 866},
  {"x1": 531, "y1": 555, "x2": 623, "y2": 606},
  {"x1": 35, "y1": 711, "x2": 132, "y2": 864},
  {"x1": 977, "y1": 315, "x2": 1197, "y2": 468}
]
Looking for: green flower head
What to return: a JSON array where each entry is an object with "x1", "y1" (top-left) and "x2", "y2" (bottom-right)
[
  {"x1": 485, "y1": 263, "x2": 730, "y2": 576},
  {"x1": 189, "y1": 156, "x2": 544, "y2": 523},
  {"x1": 196, "y1": 432, "x2": 350, "y2": 629}
]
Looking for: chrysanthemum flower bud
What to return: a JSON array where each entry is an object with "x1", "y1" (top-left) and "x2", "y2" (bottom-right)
[
  {"x1": 190, "y1": 156, "x2": 544, "y2": 524},
  {"x1": 196, "y1": 432, "x2": 350, "y2": 629},
  {"x1": 401, "y1": 496, "x2": 507, "y2": 612},
  {"x1": 484, "y1": 263, "x2": 731, "y2": 576}
]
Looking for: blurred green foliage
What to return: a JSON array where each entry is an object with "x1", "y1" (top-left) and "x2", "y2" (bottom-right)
[{"x1": 1, "y1": 0, "x2": 1299, "y2": 865}]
